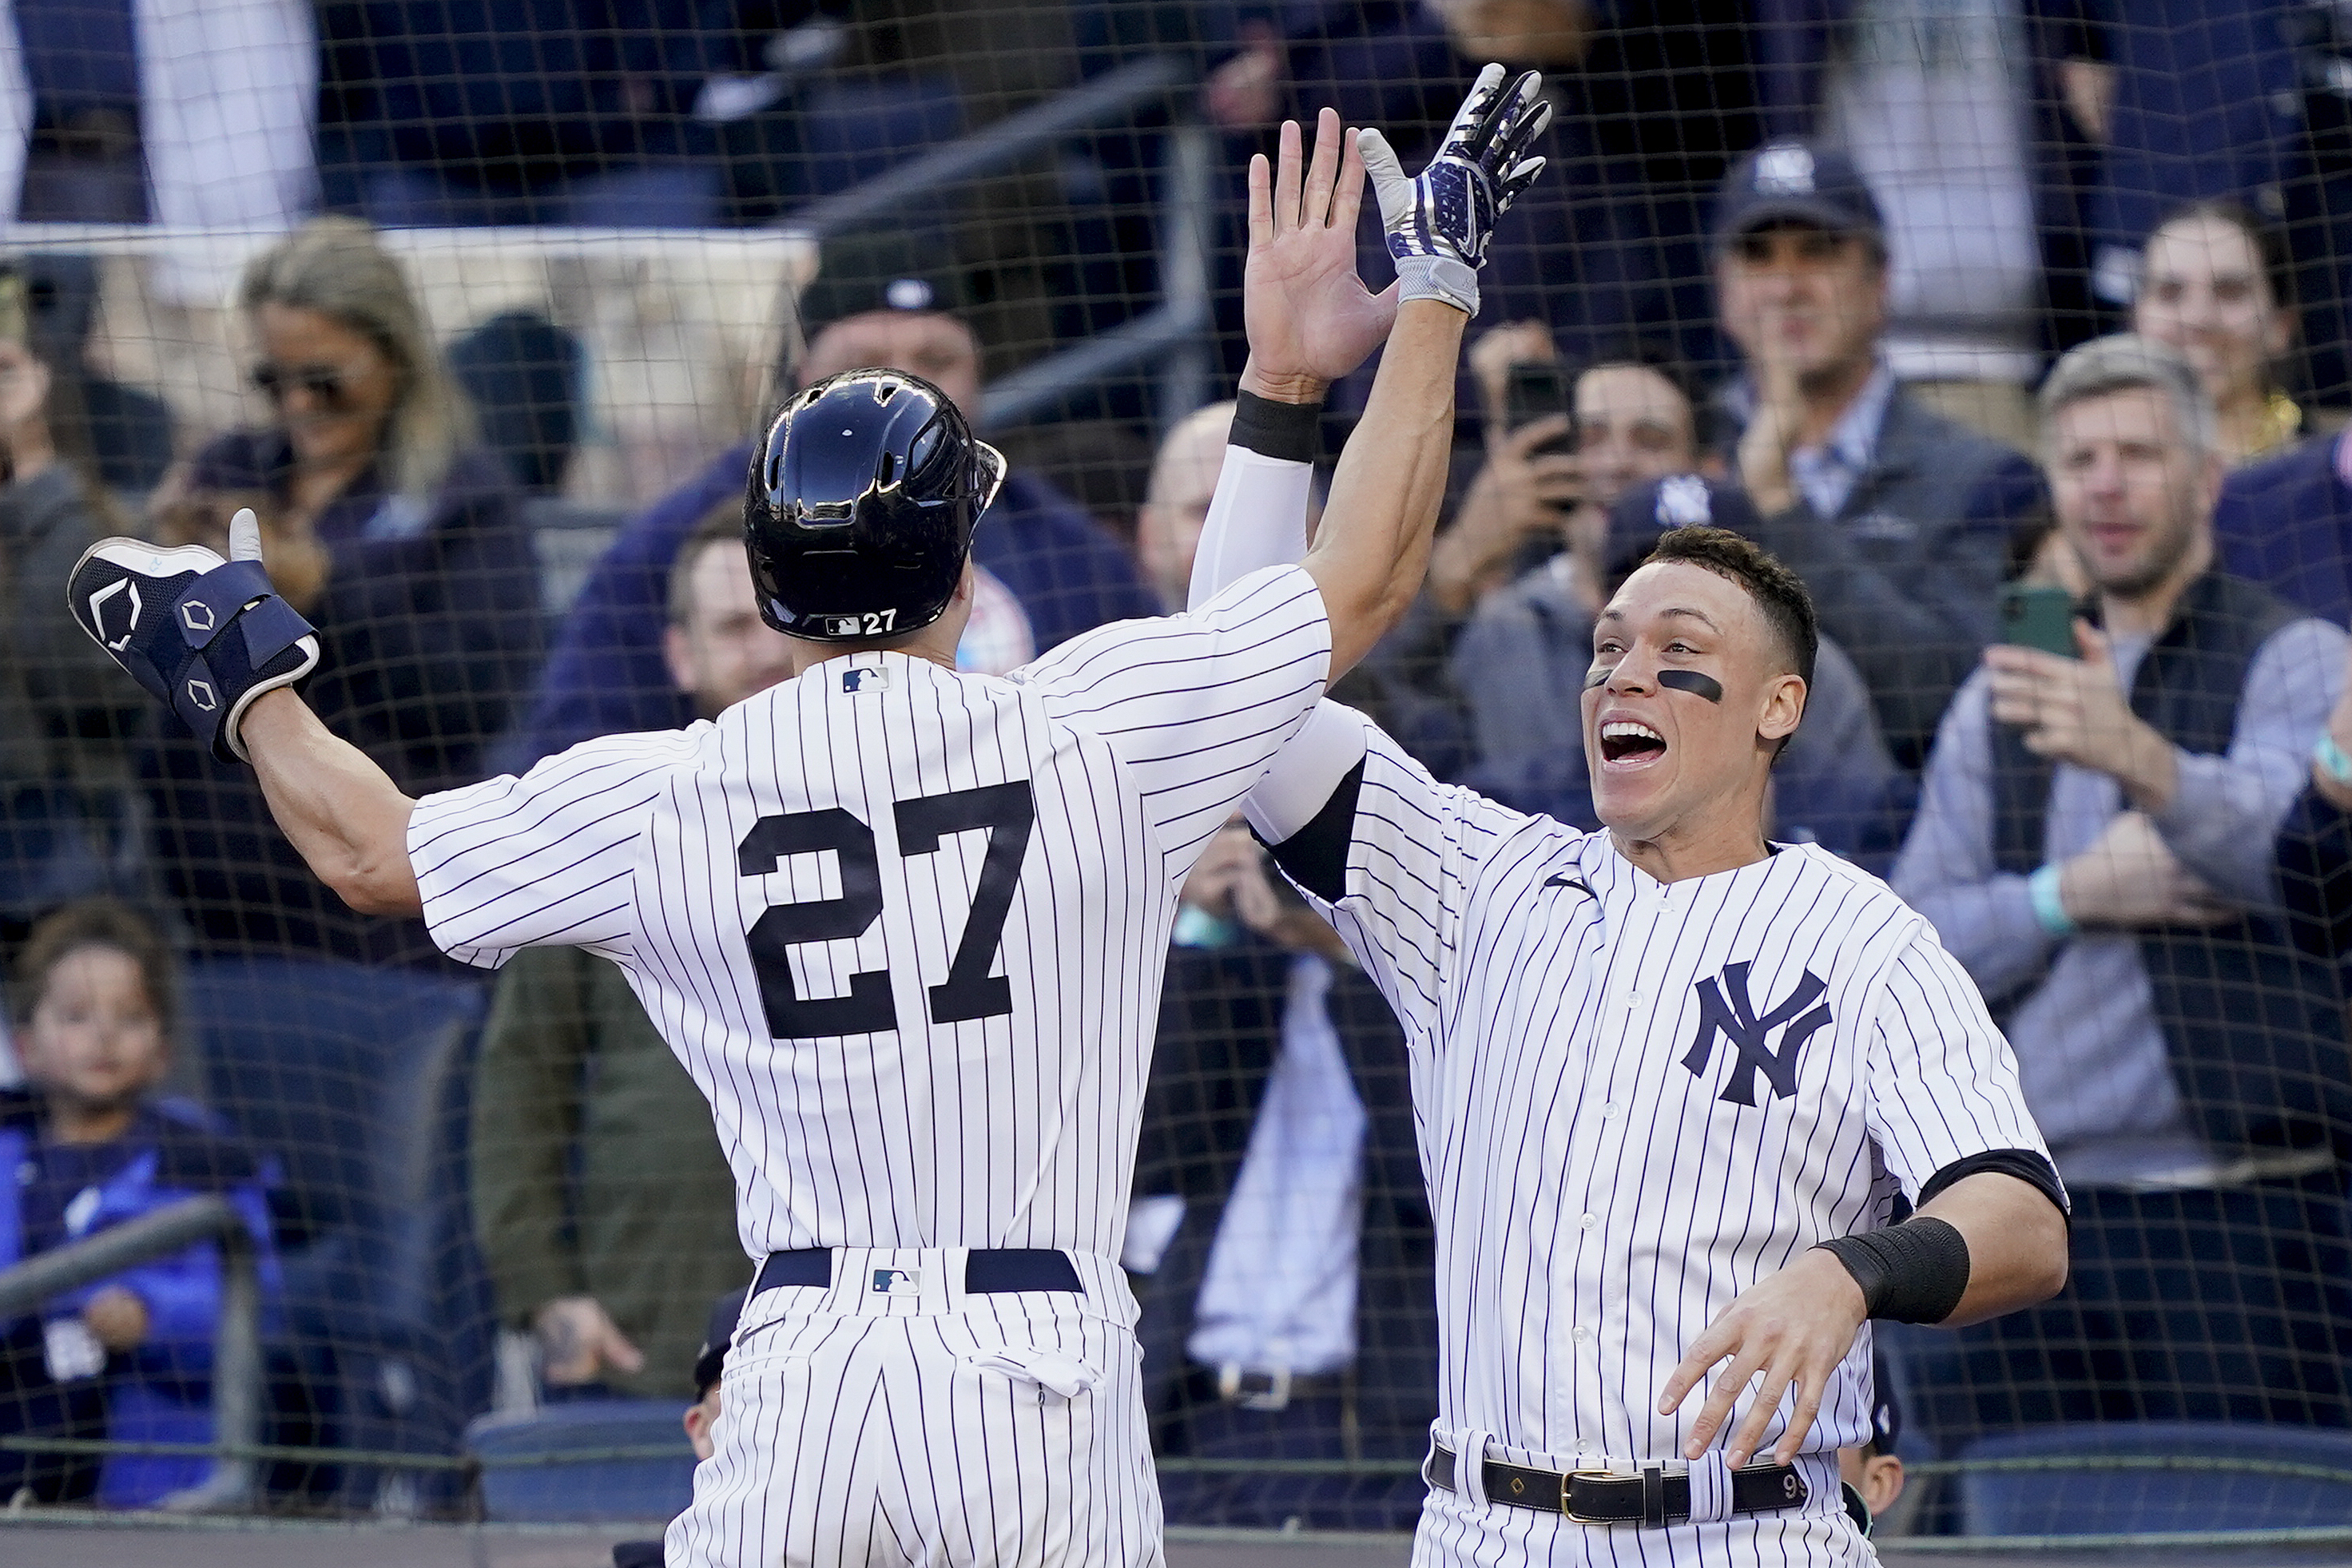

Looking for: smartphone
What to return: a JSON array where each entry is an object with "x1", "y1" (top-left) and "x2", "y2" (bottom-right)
[
  {"x1": 1503, "y1": 361, "x2": 1577, "y2": 457},
  {"x1": 1998, "y1": 582, "x2": 2080, "y2": 659}
]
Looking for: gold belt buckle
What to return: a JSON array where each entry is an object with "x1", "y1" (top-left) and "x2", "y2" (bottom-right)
[{"x1": 1562, "y1": 1467, "x2": 1616, "y2": 1525}]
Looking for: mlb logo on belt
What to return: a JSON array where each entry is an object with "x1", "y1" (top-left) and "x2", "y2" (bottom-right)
[{"x1": 872, "y1": 1268, "x2": 921, "y2": 1296}]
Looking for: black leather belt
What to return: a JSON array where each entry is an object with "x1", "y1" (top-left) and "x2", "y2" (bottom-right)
[
  {"x1": 755, "y1": 1247, "x2": 1084, "y2": 1296},
  {"x1": 1428, "y1": 1443, "x2": 1809, "y2": 1526}
]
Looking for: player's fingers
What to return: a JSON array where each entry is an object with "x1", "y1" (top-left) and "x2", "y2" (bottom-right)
[
  {"x1": 1246, "y1": 153, "x2": 1273, "y2": 252},
  {"x1": 1659, "y1": 1318, "x2": 1738, "y2": 1415},
  {"x1": 1724, "y1": 1348, "x2": 1800, "y2": 1467},
  {"x1": 1273, "y1": 117, "x2": 1305, "y2": 232},
  {"x1": 1771, "y1": 1360, "x2": 1830, "y2": 1467},
  {"x1": 1331, "y1": 124, "x2": 1369, "y2": 234},
  {"x1": 228, "y1": 507, "x2": 264, "y2": 563},
  {"x1": 1682, "y1": 1339, "x2": 1770, "y2": 1458},
  {"x1": 1305, "y1": 106, "x2": 1342, "y2": 228}
]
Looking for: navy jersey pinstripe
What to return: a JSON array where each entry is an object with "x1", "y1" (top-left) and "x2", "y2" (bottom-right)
[
  {"x1": 1255, "y1": 705, "x2": 2052, "y2": 1471},
  {"x1": 409, "y1": 564, "x2": 1330, "y2": 1264}
]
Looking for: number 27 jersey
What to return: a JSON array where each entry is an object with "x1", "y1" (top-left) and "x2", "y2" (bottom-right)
[{"x1": 407, "y1": 566, "x2": 1330, "y2": 1263}]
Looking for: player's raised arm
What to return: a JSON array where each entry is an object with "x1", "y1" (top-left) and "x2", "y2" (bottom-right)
[
  {"x1": 66, "y1": 510, "x2": 423, "y2": 916},
  {"x1": 1238, "y1": 67, "x2": 1548, "y2": 681}
]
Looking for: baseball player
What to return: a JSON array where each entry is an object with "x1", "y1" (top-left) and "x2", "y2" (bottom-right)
[
  {"x1": 62, "y1": 77, "x2": 1549, "y2": 1567},
  {"x1": 1182, "y1": 420, "x2": 2073, "y2": 1556}
]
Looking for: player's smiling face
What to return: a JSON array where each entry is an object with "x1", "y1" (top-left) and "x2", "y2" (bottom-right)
[{"x1": 1583, "y1": 561, "x2": 1806, "y2": 844}]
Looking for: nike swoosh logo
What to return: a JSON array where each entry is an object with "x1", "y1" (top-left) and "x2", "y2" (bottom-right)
[{"x1": 1542, "y1": 872, "x2": 1594, "y2": 897}]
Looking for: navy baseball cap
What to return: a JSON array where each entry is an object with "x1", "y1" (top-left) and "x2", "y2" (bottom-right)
[
  {"x1": 692, "y1": 1288, "x2": 748, "y2": 1398},
  {"x1": 1868, "y1": 1352, "x2": 1902, "y2": 1452},
  {"x1": 1713, "y1": 141, "x2": 1884, "y2": 252}
]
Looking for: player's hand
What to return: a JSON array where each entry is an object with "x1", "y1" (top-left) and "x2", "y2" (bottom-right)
[
  {"x1": 1659, "y1": 1249, "x2": 1865, "y2": 1469},
  {"x1": 1359, "y1": 63, "x2": 1550, "y2": 316},
  {"x1": 534, "y1": 1296, "x2": 646, "y2": 1386},
  {"x1": 1241, "y1": 107, "x2": 1397, "y2": 402},
  {"x1": 1985, "y1": 622, "x2": 2179, "y2": 808},
  {"x1": 84, "y1": 1285, "x2": 150, "y2": 1352},
  {"x1": 2056, "y1": 811, "x2": 2237, "y2": 930}
]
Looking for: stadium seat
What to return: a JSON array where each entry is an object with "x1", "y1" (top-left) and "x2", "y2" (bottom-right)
[
  {"x1": 181, "y1": 957, "x2": 495, "y2": 1512},
  {"x1": 1957, "y1": 1422, "x2": 2352, "y2": 1534},
  {"x1": 467, "y1": 1399, "x2": 697, "y2": 1522}
]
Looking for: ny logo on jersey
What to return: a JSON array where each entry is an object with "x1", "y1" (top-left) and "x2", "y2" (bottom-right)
[{"x1": 1680, "y1": 962, "x2": 1833, "y2": 1106}]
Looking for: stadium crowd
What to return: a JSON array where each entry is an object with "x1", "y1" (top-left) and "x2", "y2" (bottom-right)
[{"x1": 2, "y1": 0, "x2": 2352, "y2": 1537}]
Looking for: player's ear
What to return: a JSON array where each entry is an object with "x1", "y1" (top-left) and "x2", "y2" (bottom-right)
[{"x1": 1757, "y1": 672, "x2": 1806, "y2": 746}]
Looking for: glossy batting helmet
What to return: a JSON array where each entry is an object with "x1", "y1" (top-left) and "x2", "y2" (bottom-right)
[{"x1": 744, "y1": 368, "x2": 1006, "y2": 641}]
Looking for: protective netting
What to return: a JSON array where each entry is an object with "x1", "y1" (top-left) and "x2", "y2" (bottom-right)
[{"x1": 0, "y1": 0, "x2": 2350, "y2": 1546}]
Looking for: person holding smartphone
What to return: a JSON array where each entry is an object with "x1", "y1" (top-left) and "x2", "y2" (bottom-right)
[{"x1": 1893, "y1": 334, "x2": 2352, "y2": 1442}]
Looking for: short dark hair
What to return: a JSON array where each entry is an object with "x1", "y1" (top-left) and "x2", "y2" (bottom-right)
[
  {"x1": 669, "y1": 502, "x2": 752, "y2": 629},
  {"x1": 1641, "y1": 525, "x2": 1819, "y2": 693},
  {"x1": 1581, "y1": 336, "x2": 1710, "y2": 451},
  {"x1": 11, "y1": 898, "x2": 177, "y2": 1037}
]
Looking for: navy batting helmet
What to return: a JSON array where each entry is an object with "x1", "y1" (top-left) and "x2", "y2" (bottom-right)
[{"x1": 744, "y1": 367, "x2": 1005, "y2": 642}]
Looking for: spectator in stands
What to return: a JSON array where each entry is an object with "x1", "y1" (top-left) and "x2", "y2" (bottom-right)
[
  {"x1": 0, "y1": 0, "x2": 314, "y2": 232},
  {"x1": 1837, "y1": 1358, "x2": 1907, "y2": 1538},
  {"x1": 2278, "y1": 637, "x2": 2352, "y2": 982},
  {"x1": 471, "y1": 513, "x2": 777, "y2": 1403},
  {"x1": 1136, "y1": 400, "x2": 1232, "y2": 612},
  {"x1": 1131, "y1": 824, "x2": 1431, "y2": 1534},
  {"x1": 2068, "y1": 0, "x2": 2352, "y2": 406},
  {"x1": 609, "y1": 1288, "x2": 745, "y2": 1568},
  {"x1": 0, "y1": 269, "x2": 144, "y2": 951},
  {"x1": 316, "y1": 2, "x2": 780, "y2": 227},
  {"x1": 1817, "y1": 0, "x2": 2045, "y2": 451},
  {"x1": 142, "y1": 217, "x2": 540, "y2": 969},
  {"x1": 1610, "y1": 139, "x2": 2044, "y2": 772},
  {"x1": 0, "y1": 899, "x2": 279, "y2": 1508},
  {"x1": 1892, "y1": 335, "x2": 2352, "y2": 1437},
  {"x1": 1449, "y1": 355, "x2": 1901, "y2": 863},
  {"x1": 509, "y1": 267, "x2": 1150, "y2": 768},
  {"x1": 2132, "y1": 201, "x2": 2304, "y2": 467}
]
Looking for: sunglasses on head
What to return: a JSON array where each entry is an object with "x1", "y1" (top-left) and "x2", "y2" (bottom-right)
[{"x1": 248, "y1": 361, "x2": 352, "y2": 407}]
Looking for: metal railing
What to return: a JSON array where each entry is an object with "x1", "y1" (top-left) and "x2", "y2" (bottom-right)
[{"x1": 0, "y1": 1195, "x2": 262, "y2": 1513}]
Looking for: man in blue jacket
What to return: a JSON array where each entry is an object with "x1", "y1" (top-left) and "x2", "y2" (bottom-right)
[
  {"x1": 2215, "y1": 426, "x2": 2352, "y2": 626},
  {"x1": 507, "y1": 270, "x2": 1158, "y2": 768}
]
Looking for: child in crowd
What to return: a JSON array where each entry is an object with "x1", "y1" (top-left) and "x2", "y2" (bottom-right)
[{"x1": 0, "y1": 899, "x2": 278, "y2": 1508}]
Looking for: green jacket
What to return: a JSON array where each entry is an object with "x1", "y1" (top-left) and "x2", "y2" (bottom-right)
[{"x1": 470, "y1": 945, "x2": 745, "y2": 1399}]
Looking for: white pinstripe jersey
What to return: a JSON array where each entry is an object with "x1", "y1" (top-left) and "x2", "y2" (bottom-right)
[
  {"x1": 407, "y1": 564, "x2": 1330, "y2": 1263},
  {"x1": 1247, "y1": 704, "x2": 2054, "y2": 1467}
]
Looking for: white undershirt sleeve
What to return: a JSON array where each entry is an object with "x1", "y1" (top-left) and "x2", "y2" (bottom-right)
[{"x1": 1187, "y1": 445, "x2": 1314, "y2": 609}]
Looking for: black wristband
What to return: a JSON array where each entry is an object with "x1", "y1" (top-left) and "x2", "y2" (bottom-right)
[
  {"x1": 1230, "y1": 388, "x2": 1323, "y2": 464},
  {"x1": 1812, "y1": 1217, "x2": 1970, "y2": 1324}
]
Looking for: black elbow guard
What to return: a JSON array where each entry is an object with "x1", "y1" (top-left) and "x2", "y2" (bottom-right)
[{"x1": 1813, "y1": 1216, "x2": 1971, "y2": 1324}]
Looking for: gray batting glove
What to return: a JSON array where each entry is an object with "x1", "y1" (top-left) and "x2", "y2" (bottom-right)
[{"x1": 1360, "y1": 64, "x2": 1551, "y2": 317}]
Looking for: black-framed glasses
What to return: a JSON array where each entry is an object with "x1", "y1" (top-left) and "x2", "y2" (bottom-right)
[{"x1": 248, "y1": 360, "x2": 352, "y2": 408}]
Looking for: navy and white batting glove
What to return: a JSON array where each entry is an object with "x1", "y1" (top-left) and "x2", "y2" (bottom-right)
[
  {"x1": 1359, "y1": 63, "x2": 1551, "y2": 317},
  {"x1": 67, "y1": 508, "x2": 320, "y2": 764}
]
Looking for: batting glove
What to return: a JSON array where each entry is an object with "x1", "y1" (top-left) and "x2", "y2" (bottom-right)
[
  {"x1": 67, "y1": 508, "x2": 320, "y2": 764},
  {"x1": 1359, "y1": 63, "x2": 1551, "y2": 317}
]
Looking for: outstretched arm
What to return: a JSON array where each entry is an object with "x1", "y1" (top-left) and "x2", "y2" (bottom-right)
[
  {"x1": 1230, "y1": 67, "x2": 1547, "y2": 680},
  {"x1": 242, "y1": 686, "x2": 421, "y2": 916}
]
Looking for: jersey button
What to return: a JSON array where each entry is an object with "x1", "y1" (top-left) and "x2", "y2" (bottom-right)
[
  {"x1": 1599, "y1": 1102, "x2": 1619, "y2": 1119},
  {"x1": 1579, "y1": 1213, "x2": 1598, "y2": 1229},
  {"x1": 1571, "y1": 1325, "x2": 1591, "y2": 1344}
]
